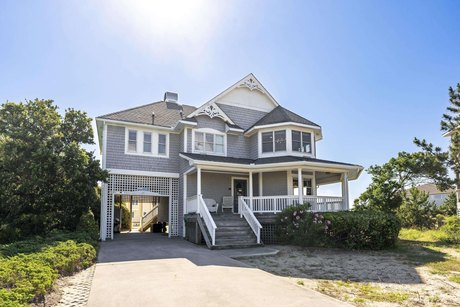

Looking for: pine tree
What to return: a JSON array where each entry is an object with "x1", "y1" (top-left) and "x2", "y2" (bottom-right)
[{"x1": 440, "y1": 83, "x2": 460, "y2": 216}]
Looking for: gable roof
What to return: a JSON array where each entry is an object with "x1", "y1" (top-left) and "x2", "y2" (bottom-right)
[
  {"x1": 187, "y1": 73, "x2": 279, "y2": 120},
  {"x1": 97, "y1": 101, "x2": 196, "y2": 128},
  {"x1": 416, "y1": 183, "x2": 454, "y2": 195},
  {"x1": 246, "y1": 106, "x2": 320, "y2": 131}
]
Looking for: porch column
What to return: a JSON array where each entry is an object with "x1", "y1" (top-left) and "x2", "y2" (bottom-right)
[
  {"x1": 298, "y1": 168, "x2": 303, "y2": 204},
  {"x1": 249, "y1": 171, "x2": 253, "y2": 209},
  {"x1": 341, "y1": 173, "x2": 349, "y2": 210},
  {"x1": 197, "y1": 167, "x2": 202, "y2": 214},
  {"x1": 258, "y1": 172, "x2": 263, "y2": 196},
  {"x1": 197, "y1": 167, "x2": 202, "y2": 196}
]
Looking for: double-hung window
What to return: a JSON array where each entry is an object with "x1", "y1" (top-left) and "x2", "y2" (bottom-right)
[
  {"x1": 194, "y1": 131, "x2": 225, "y2": 155},
  {"x1": 158, "y1": 134, "x2": 167, "y2": 155},
  {"x1": 292, "y1": 130, "x2": 312, "y2": 153},
  {"x1": 128, "y1": 130, "x2": 137, "y2": 152},
  {"x1": 262, "y1": 130, "x2": 286, "y2": 153},
  {"x1": 126, "y1": 128, "x2": 168, "y2": 157},
  {"x1": 143, "y1": 132, "x2": 152, "y2": 153}
]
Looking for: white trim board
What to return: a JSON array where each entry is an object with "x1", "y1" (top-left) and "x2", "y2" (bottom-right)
[{"x1": 105, "y1": 168, "x2": 180, "y2": 178}]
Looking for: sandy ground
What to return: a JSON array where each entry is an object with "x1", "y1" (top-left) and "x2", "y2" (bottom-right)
[{"x1": 240, "y1": 245, "x2": 460, "y2": 306}]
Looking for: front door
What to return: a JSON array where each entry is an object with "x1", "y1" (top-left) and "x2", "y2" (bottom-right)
[{"x1": 233, "y1": 179, "x2": 248, "y2": 213}]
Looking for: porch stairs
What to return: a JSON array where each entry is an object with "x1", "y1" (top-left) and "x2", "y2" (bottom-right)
[
  {"x1": 198, "y1": 213, "x2": 262, "y2": 249},
  {"x1": 139, "y1": 206, "x2": 159, "y2": 232}
]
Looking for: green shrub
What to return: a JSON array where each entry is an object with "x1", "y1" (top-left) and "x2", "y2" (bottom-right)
[
  {"x1": 322, "y1": 211, "x2": 401, "y2": 249},
  {"x1": 76, "y1": 209, "x2": 99, "y2": 242},
  {"x1": 0, "y1": 234, "x2": 97, "y2": 306},
  {"x1": 276, "y1": 206, "x2": 401, "y2": 250},
  {"x1": 440, "y1": 216, "x2": 460, "y2": 244}
]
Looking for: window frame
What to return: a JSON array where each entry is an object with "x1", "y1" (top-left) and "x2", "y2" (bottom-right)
[
  {"x1": 292, "y1": 130, "x2": 312, "y2": 154},
  {"x1": 124, "y1": 127, "x2": 169, "y2": 158},
  {"x1": 192, "y1": 128, "x2": 226, "y2": 156},
  {"x1": 260, "y1": 129, "x2": 287, "y2": 154},
  {"x1": 158, "y1": 134, "x2": 167, "y2": 155},
  {"x1": 143, "y1": 132, "x2": 152, "y2": 153},
  {"x1": 128, "y1": 129, "x2": 137, "y2": 152}
]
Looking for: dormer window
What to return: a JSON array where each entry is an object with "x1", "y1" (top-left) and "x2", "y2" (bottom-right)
[
  {"x1": 292, "y1": 130, "x2": 311, "y2": 153},
  {"x1": 262, "y1": 130, "x2": 286, "y2": 153}
]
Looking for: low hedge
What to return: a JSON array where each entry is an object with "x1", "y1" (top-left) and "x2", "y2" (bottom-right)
[
  {"x1": 276, "y1": 204, "x2": 401, "y2": 250},
  {"x1": 0, "y1": 240, "x2": 96, "y2": 306}
]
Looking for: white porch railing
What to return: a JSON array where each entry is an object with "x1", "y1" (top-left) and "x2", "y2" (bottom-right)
[
  {"x1": 197, "y1": 194, "x2": 217, "y2": 246},
  {"x1": 242, "y1": 195, "x2": 345, "y2": 213},
  {"x1": 238, "y1": 197, "x2": 262, "y2": 244}
]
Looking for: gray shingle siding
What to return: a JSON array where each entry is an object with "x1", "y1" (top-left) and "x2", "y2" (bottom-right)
[
  {"x1": 196, "y1": 115, "x2": 226, "y2": 132},
  {"x1": 105, "y1": 125, "x2": 180, "y2": 173},
  {"x1": 249, "y1": 134, "x2": 258, "y2": 159},
  {"x1": 217, "y1": 103, "x2": 267, "y2": 130},
  {"x1": 227, "y1": 134, "x2": 250, "y2": 158},
  {"x1": 262, "y1": 171, "x2": 288, "y2": 196}
]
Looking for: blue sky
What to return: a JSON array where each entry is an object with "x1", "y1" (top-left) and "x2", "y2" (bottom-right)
[{"x1": 1, "y1": 0, "x2": 459, "y2": 201}]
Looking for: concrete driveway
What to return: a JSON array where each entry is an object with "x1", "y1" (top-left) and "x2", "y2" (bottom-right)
[{"x1": 88, "y1": 233, "x2": 347, "y2": 307}]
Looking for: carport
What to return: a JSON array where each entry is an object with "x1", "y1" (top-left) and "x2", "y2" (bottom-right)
[{"x1": 112, "y1": 190, "x2": 170, "y2": 237}]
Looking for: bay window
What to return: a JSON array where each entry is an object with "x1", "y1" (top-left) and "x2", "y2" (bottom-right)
[
  {"x1": 292, "y1": 130, "x2": 311, "y2": 153},
  {"x1": 262, "y1": 130, "x2": 286, "y2": 153}
]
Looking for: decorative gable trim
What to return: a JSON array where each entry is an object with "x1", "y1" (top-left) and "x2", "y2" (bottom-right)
[
  {"x1": 187, "y1": 73, "x2": 279, "y2": 121},
  {"x1": 188, "y1": 102, "x2": 235, "y2": 125},
  {"x1": 237, "y1": 76, "x2": 265, "y2": 94}
]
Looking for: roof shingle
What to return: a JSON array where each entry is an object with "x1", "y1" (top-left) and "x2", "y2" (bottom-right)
[
  {"x1": 97, "y1": 101, "x2": 197, "y2": 128},
  {"x1": 247, "y1": 106, "x2": 320, "y2": 131}
]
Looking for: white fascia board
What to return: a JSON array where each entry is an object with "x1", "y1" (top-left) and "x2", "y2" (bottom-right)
[
  {"x1": 172, "y1": 120, "x2": 197, "y2": 133},
  {"x1": 106, "y1": 168, "x2": 180, "y2": 178},
  {"x1": 97, "y1": 118, "x2": 176, "y2": 132},
  {"x1": 95, "y1": 118, "x2": 105, "y2": 152},
  {"x1": 181, "y1": 157, "x2": 363, "y2": 180},
  {"x1": 245, "y1": 122, "x2": 322, "y2": 137},
  {"x1": 225, "y1": 125, "x2": 244, "y2": 134}
]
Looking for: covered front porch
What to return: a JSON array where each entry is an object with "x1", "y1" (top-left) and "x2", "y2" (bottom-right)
[
  {"x1": 184, "y1": 167, "x2": 352, "y2": 215},
  {"x1": 180, "y1": 153, "x2": 363, "y2": 248}
]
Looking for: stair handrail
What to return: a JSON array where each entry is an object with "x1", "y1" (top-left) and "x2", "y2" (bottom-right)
[
  {"x1": 141, "y1": 204, "x2": 159, "y2": 230},
  {"x1": 197, "y1": 194, "x2": 217, "y2": 246},
  {"x1": 239, "y1": 196, "x2": 262, "y2": 244}
]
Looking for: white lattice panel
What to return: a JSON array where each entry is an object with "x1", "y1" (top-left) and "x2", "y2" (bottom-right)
[{"x1": 102, "y1": 174, "x2": 179, "y2": 240}]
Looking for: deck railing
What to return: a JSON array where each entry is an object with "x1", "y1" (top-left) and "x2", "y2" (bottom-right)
[
  {"x1": 241, "y1": 195, "x2": 344, "y2": 213},
  {"x1": 238, "y1": 197, "x2": 262, "y2": 244}
]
